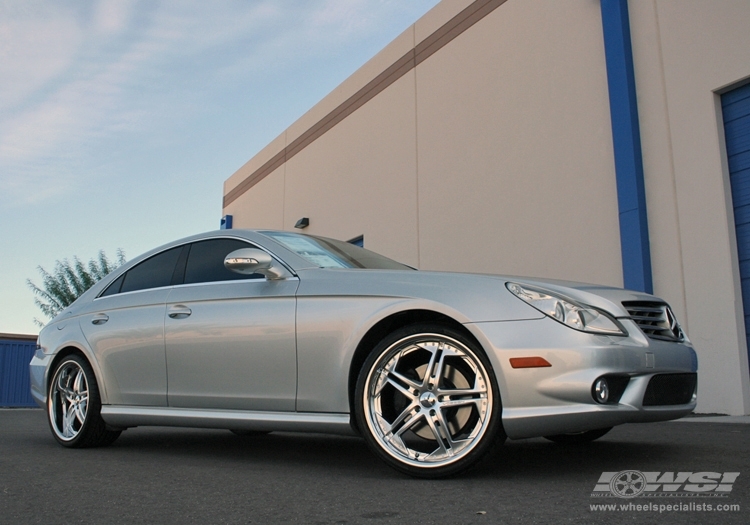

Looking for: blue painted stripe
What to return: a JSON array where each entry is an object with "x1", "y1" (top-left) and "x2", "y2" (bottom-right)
[{"x1": 600, "y1": 0, "x2": 653, "y2": 293}]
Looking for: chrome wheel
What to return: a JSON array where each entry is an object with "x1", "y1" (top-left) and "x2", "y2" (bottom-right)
[
  {"x1": 46, "y1": 354, "x2": 121, "y2": 448},
  {"x1": 356, "y1": 324, "x2": 503, "y2": 477},
  {"x1": 49, "y1": 359, "x2": 89, "y2": 442}
]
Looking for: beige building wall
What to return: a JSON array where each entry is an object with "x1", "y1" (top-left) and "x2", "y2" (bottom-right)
[
  {"x1": 415, "y1": 0, "x2": 622, "y2": 286},
  {"x1": 284, "y1": 71, "x2": 419, "y2": 267},
  {"x1": 630, "y1": 0, "x2": 750, "y2": 414},
  {"x1": 223, "y1": 0, "x2": 750, "y2": 415}
]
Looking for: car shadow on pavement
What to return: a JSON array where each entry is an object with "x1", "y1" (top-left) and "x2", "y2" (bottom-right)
[{"x1": 82, "y1": 423, "x2": 704, "y2": 480}]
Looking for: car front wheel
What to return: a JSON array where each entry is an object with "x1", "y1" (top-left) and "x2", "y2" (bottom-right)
[
  {"x1": 355, "y1": 324, "x2": 505, "y2": 478},
  {"x1": 47, "y1": 354, "x2": 121, "y2": 448}
]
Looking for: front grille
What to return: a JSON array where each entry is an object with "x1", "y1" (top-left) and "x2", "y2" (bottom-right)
[
  {"x1": 642, "y1": 373, "x2": 697, "y2": 406},
  {"x1": 622, "y1": 301, "x2": 685, "y2": 342}
]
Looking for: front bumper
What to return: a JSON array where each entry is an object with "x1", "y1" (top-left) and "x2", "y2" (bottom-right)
[{"x1": 466, "y1": 317, "x2": 698, "y2": 439}]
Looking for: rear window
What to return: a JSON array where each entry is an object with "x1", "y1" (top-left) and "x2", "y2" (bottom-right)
[{"x1": 115, "y1": 246, "x2": 183, "y2": 294}]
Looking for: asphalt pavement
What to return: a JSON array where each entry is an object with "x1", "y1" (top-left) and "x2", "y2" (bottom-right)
[{"x1": 0, "y1": 409, "x2": 747, "y2": 525}]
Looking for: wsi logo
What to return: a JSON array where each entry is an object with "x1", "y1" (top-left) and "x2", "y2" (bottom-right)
[{"x1": 592, "y1": 471, "x2": 740, "y2": 498}]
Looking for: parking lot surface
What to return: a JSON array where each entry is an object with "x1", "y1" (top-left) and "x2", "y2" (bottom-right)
[{"x1": 0, "y1": 409, "x2": 747, "y2": 524}]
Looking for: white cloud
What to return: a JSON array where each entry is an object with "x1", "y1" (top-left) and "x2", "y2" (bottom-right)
[
  {"x1": 0, "y1": 1, "x2": 82, "y2": 113},
  {"x1": 0, "y1": 0, "x2": 438, "y2": 207},
  {"x1": 92, "y1": 0, "x2": 136, "y2": 36}
]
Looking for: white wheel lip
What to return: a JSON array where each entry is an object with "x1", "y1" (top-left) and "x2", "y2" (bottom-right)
[
  {"x1": 48, "y1": 359, "x2": 89, "y2": 442},
  {"x1": 362, "y1": 332, "x2": 494, "y2": 469}
]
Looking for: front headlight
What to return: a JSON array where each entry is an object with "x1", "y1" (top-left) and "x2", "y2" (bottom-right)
[{"x1": 506, "y1": 282, "x2": 626, "y2": 335}]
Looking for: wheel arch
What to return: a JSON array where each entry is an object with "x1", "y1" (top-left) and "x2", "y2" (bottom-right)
[
  {"x1": 46, "y1": 343, "x2": 108, "y2": 404},
  {"x1": 47, "y1": 346, "x2": 88, "y2": 389},
  {"x1": 347, "y1": 309, "x2": 484, "y2": 434}
]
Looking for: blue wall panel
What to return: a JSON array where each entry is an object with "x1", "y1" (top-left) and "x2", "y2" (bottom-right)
[
  {"x1": 723, "y1": 86, "x2": 750, "y2": 105},
  {"x1": 728, "y1": 149, "x2": 750, "y2": 175},
  {"x1": 0, "y1": 339, "x2": 37, "y2": 407},
  {"x1": 729, "y1": 168, "x2": 750, "y2": 203},
  {"x1": 722, "y1": 81, "x2": 750, "y2": 377}
]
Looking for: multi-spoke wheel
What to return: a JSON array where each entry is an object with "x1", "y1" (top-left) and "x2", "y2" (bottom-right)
[
  {"x1": 47, "y1": 354, "x2": 121, "y2": 448},
  {"x1": 544, "y1": 427, "x2": 612, "y2": 444},
  {"x1": 355, "y1": 324, "x2": 504, "y2": 478}
]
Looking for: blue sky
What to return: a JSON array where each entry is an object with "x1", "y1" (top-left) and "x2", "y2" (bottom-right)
[{"x1": 0, "y1": 0, "x2": 440, "y2": 334}]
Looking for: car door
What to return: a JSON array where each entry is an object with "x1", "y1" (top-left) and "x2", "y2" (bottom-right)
[
  {"x1": 79, "y1": 245, "x2": 184, "y2": 406},
  {"x1": 164, "y1": 238, "x2": 298, "y2": 411}
]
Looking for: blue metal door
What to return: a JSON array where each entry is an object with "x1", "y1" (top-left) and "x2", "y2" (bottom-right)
[
  {"x1": 722, "y1": 82, "x2": 750, "y2": 375},
  {"x1": 0, "y1": 337, "x2": 37, "y2": 407}
]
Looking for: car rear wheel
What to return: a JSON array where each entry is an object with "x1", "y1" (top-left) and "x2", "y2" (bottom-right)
[
  {"x1": 47, "y1": 354, "x2": 121, "y2": 448},
  {"x1": 355, "y1": 323, "x2": 505, "y2": 478},
  {"x1": 544, "y1": 427, "x2": 612, "y2": 444}
]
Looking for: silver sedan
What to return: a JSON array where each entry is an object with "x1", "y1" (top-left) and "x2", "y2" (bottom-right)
[{"x1": 30, "y1": 230, "x2": 698, "y2": 477}]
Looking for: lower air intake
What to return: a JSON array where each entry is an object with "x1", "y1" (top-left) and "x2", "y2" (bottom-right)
[{"x1": 642, "y1": 373, "x2": 697, "y2": 406}]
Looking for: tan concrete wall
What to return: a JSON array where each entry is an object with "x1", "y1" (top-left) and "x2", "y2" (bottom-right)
[
  {"x1": 630, "y1": 0, "x2": 750, "y2": 414},
  {"x1": 223, "y1": 0, "x2": 750, "y2": 414},
  {"x1": 223, "y1": 163, "x2": 285, "y2": 231},
  {"x1": 284, "y1": 70, "x2": 419, "y2": 266},
  {"x1": 415, "y1": 0, "x2": 622, "y2": 285},
  {"x1": 223, "y1": 132, "x2": 286, "y2": 230}
]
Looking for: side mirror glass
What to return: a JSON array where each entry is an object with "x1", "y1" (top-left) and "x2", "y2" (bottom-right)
[{"x1": 224, "y1": 248, "x2": 286, "y2": 280}]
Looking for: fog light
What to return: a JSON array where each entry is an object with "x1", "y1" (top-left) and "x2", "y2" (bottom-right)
[{"x1": 593, "y1": 378, "x2": 609, "y2": 404}]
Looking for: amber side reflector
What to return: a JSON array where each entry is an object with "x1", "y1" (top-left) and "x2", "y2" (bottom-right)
[{"x1": 510, "y1": 357, "x2": 552, "y2": 368}]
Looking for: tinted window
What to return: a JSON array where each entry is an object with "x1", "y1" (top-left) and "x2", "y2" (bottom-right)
[
  {"x1": 120, "y1": 246, "x2": 183, "y2": 294},
  {"x1": 100, "y1": 273, "x2": 125, "y2": 297},
  {"x1": 183, "y1": 239, "x2": 262, "y2": 284}
]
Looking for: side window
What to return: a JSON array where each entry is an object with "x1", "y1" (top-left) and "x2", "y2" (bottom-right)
[
  {"x1": 117, "y1": 246, "x2": 184, "y2": 294},
  {"x1": 183, "y1": 239, "x2": 263, "y2": 285},
  {"x1": 100, "y1": 273, "x2": 125, "y2": 297}
]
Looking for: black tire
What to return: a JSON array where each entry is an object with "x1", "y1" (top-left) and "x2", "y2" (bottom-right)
[
  {"x1": 354, "y1": 323, "x2": 505, "y2": 478},
  {"x1": 544, "y1": 427, "x2": 613, "y2": 444},
  {"x1": 47, "y1": 354, "x2": 121, "y2": 448}
]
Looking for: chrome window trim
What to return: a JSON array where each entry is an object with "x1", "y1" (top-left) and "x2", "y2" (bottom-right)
[
  {"x1": 170, "y1": 275, "x2": 300, "y2": 291},
  {"x1": 93, "y1": 284, "x2": 175, "y2": 301}
]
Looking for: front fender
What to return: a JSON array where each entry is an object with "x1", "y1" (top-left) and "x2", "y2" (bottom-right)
[{"x1": 296, "y1": 296, "x2": 475, "y2": 413}]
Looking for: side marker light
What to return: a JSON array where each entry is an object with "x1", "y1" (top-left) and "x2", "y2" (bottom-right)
[{"x1": 510, "y1": 357, "x2": 552, "y2": 369}]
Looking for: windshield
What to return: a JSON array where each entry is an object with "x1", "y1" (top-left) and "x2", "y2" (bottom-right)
[{"x1": 263, "y1": 232, "x2": 414, "y2": 270}]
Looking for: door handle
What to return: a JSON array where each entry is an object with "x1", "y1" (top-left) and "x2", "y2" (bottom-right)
[
  {"x1": 168, "y1": 305, "x2": 192, "y2": 319},
  {"x1": 91, "y1": 313, "x2": 109, "y2": 325}
]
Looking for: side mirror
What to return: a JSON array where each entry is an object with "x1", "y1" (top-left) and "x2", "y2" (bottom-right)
[{"x1": 224, "y1": 248, "x2": 287, "y2": 280}]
